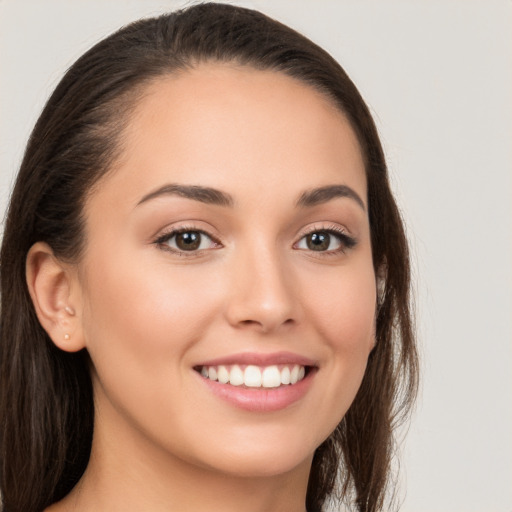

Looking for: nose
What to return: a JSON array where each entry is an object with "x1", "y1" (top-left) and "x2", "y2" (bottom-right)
[{"x1": 224, "y1": 243, "x2": 299, "y2": 334}]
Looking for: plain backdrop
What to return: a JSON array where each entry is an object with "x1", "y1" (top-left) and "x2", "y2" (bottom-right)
[{"x1": 1, "y1": 1, "x2": 511, "y2": 511}]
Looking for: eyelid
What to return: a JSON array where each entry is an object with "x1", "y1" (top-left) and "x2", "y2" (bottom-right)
[
  {"x1": 153, "y1": 224, "x2": 223, "y2": 256},
  {"x1": 151, "y1": 221, "x2": 356, "y2": 257},
  {"x1": 293, "y1": 223, "x2": 357, "y2": 253}
]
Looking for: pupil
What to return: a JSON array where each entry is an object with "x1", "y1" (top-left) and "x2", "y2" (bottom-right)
[
  {"x1": 176, "y1": 232, "x2": 200, "y2": 251},
  {"x1": 308, "y1": 232, "x2": 330, "y2": 251}
]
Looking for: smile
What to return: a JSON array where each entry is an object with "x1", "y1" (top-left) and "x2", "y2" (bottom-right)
[
  {"x1": 198, "y1": 364, "x2": 307, "y2": 388},
  {"x1": 194, "y1": 352, "x2": 317, "y2": 411}
]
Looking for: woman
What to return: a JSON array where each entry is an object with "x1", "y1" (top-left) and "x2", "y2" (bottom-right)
[{"x1": 0, "y1": 3, "x2": 418, "y2": 512}]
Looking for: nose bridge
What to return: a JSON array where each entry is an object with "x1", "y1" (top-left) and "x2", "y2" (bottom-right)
[{"x1": 225, "y1": 234, "x2": 298, "y2": 332}]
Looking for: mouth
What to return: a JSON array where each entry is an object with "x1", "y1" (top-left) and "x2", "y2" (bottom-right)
[
  {"x1": 193, "y1": 352, "x2": 318, "y2": 411},
  {"x1": 194, "y1": 363, "x2": 312, "y2": 389}
]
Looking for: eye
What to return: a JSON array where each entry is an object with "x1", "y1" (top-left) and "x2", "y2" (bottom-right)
[
  {"x1": 155, "y1": 229, "x2": 219, "y2": 253},
  {"x1": 295, "y1": 229, "x2": 356, "y2": 253}
]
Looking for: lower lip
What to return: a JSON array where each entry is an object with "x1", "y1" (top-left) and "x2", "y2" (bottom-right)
[{"x1": 197, "y1": 369, "x2": 316, "y2": 412}]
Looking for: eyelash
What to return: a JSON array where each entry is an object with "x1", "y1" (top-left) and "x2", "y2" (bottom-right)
[
  {"x1": 153, "y1": 224, "x2": 356, "y2": 257},
  {"x1": 154, "y1": 226, "x2": 221, "y2": 256},
  {"x1": 294, "y1": 225, "x2": 357, "y2": 255}
]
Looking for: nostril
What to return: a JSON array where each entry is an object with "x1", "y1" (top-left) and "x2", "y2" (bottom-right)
[
  {"x1": 236, "y1": 317, "x2": 295, "y2": 333},
  {"x1": 240, "y1": 319, "x2": 258, "y2": 325},
  {"x1": 237, "y1": 319, "x2": 263, "y2": 329}
]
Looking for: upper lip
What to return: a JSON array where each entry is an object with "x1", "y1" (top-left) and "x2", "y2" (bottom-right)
[{"x1": 195, "y1": 351, "x2": 318, "y2": 368}]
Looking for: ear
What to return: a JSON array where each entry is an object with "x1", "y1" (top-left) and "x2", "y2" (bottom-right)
[
  {"x1": 376, "y1": 261, "x2": 388, "y2": 308},
  {"x1": 371, "y1": 261, "x2": 388, "y2": 352},
  {"x1": 26, "y1": 242, "x2": 85, "y2": 352}
]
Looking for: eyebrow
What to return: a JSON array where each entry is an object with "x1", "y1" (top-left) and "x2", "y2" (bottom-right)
[
  {"x1": 296, "y1": 185, "x2": 366, "y2": 211},
  {"x1": 137, "y1": 184, "x2": 234, "y2": 207},
  {"x1": 137, "y1": 182, "x2": 365, "y2": 211}
]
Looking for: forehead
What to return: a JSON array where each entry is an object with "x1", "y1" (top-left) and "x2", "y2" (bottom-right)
[{"x1": 91, "y1": 63, "x2": 367, "y2": 211}]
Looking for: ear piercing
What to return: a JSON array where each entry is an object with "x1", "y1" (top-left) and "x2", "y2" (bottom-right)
[{"x1": 64, "y1": 307, "x2": 73, "y2": 340}]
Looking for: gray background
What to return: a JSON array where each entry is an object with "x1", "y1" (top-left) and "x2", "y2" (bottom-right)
[{"x1": 1, "y1": 1, "x2": 511, "y2": 510}]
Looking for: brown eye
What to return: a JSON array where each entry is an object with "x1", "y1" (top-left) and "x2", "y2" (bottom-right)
[
  {"x1": 157, "y1": 229, "x2": 218, "y2": 253},
  {"x1": 306, "y1": 232, "x2": 331, "y2": 251},
  {"x1": 175, "y1": 231, "x2": 201, "y2": 251},
  {"x1": 294, "y1": 228, "x2": 356, "y2": 253}
]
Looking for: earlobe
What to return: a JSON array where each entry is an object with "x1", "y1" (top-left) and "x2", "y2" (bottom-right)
[{"x1": 26, "y1": 242, "x2": 85, "y2": 352}]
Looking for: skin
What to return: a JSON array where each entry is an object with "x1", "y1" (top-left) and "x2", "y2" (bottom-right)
[{"x1": 29, "y1": 64, "x2": 377, "y2": 512}]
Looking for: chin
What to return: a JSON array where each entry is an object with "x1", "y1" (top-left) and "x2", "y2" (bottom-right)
[
  {"x1": 188, "y1": 429, "x2": 322, "y2": 479},
  {"x1": 204, "y1": 451, "x2": 314, "y2": 479}
]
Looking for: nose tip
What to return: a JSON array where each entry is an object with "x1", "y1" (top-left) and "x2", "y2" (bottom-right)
[{"x1": 224, "y1": 251, "x2": 299, "y2": 334}]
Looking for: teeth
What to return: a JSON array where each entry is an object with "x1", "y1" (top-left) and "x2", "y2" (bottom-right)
[
  {"x1": 280, "y1": 366, "x2": 291, "y2": 385},
  {"x1": 262, "y1": 366, "x2": 281, "y2": 388},
  {"x1": 217, "y1": 365, "x2": 229, "y2": 384},
  {"x1": 201, "y1": 363, "x2": 307, "y2": 388},
  {"x1": 244, "y1": 365, "x2": 262, "y2": 387},
  {"x1": 290, "y1": 365, "x2": 300, "y2": 384},
  {"x1": 229, "y1": 365, "x2": 244, "y2": 386}
]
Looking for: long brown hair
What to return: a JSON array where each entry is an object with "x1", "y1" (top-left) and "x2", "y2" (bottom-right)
[{"x1": 0, "y1": 4, "x2": 418, "y2": 511}]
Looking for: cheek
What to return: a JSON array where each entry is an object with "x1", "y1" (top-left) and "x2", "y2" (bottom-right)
[
  {"x1": 305, "y1": 261, "x2": 376, "y2": 353},
  {"x1": 80, "y1": 249, "x2": 224, "y2": 371},
  {"x1": 78, "y1": 250, "x2": 228, "y2": 449},
  {"x1": 306, "y1": 259, "x2": 375, "y2": 387}
]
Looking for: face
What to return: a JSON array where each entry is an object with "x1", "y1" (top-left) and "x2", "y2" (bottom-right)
[{"x1": 75, "y1": 64, "x2": 376, "y2": 479}]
